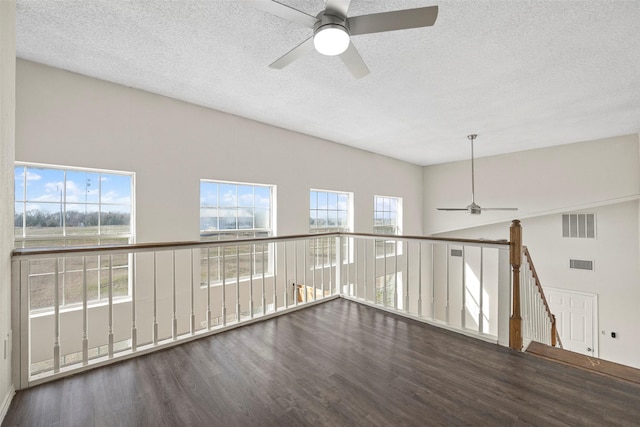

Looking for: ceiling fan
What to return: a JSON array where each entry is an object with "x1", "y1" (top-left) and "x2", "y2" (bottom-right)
[
  {"x1": 253, "y1": 0, "x2": 439, "y2": 78},
  {"x1": 437, "y1": 134, "x2": 518, "y2": 215}
]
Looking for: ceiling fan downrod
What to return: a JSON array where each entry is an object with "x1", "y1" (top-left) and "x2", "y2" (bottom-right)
[{"x1": 468, "y1": 133, "x2": 477, "y2": 205}]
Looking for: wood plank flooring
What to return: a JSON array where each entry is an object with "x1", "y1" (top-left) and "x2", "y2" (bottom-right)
[
  {"x1": 527, "y1": 340, "x2": 640, "y2": 385},
  {"x1": 4, "y1": 298, "x2": 640, "y2": 426}
]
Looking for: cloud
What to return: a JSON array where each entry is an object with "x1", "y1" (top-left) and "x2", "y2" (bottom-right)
[
  {"x1": 62, "y1": 180, "x2": 98, "y2": 203},
  {"x1": 101, "y1": 190, "x2": 130, "y2": 204},
  {"x1": 15, "y1": 170, "x2": 42, "y2": 186},
  {"x1": 221, "y1": 189, "x2": 237, "y2": 205},
  {"x1": 238, "y1": 193, "x2": 254, "y2": 205},
  {"x1": 29, "y1": 181, "x2": 64, "y2": 202},
  {"x1": 26, "y1": 171, "x2": 42, "y2": 181}
]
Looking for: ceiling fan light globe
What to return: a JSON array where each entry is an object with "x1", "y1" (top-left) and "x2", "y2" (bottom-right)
[{"x1": 313, "y1": 24, "x2": 350, "y2": 56}]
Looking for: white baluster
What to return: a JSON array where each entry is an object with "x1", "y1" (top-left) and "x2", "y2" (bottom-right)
[
  {"x1": 364, "y1": 239, "x2": 368, "y2": 302},
  {"x1": 53, "y1": 258, "x2": 60, "y2": 372},
  {"x1": 222, "y1": 247, "x2": 227, "y2": 325},
  {"x1": 284, "y1": 241, "x2": 288, "y2": 309},
  {"x1": 479, "y1": 247, "x2": 484, "y2": 334},
  {"x1": 262, "y1": 242, "x2": 266, "y2": 315},
  {"x1": 206, "y1": 248, "x2": 212, "y2": 330},
  {"x1": 303, "y1": 240, "x2": 308, "y2": 304},
  {"x1": 383, "y1": 240, "x2": 387, "y2": 307},
  {"x1": 172, "y1": 251, "x2": 177, "y2": 340},
  {"x1": 131, "y1": 252, "x2": 137, "y2": 351},
  {"x1": 294, "y1": 240, "x2": 298, "y2": 306},
  {"x1": 445, "y1": 244, "x2": 450, "y2": 324},
  {"x1": 405, "y1": 241, "x2": 409, "y2": 314},
  {"x1": 321, "y1": 239, "x2": 325, "y2": 299},
  {"x1": 108, "y1": 255, "x2": 114, "y2": 357},
  {"x1": 82, "y1": 256, "x2": 88, "y2": 365},
  {"x1": 273, "y1": 242, "x2": 277, "y2": 311},
  {"x1": 153, "y1": 252, "x2": 158, "y2": 345},
  {"x1": 190, "y1": 249, "x2": 195, "y2": 334},
  {"x1": 354, "y1": 238, "x2": 358, "y2": 299},
  {"x1": 330, "y1": 237, "x2": 335, "y2": 297},
  {"x1": 236, "y1": 245, "x2": 241, "y2": 322},
  {"x1": 461, "y1": 246, "x2": 466, "y2": 330},
  {"x1": 393, "y1": 238, "x2": 398, "y2": 310},
  {"x1": 250, "y1": 244, "x2": 254, "y2": 318}
]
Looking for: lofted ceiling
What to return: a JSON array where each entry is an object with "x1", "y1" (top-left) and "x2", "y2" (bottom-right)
[{"x1": 15, "y1": 0, "x2": 640, "y2": 166}]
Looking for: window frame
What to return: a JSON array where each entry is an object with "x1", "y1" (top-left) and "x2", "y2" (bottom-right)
[
  {"x1": 14, "y1": 162, "x2": 135, "y2": 312},
  {"x1": 309, "y1": 189, "x2": 353, "y2": 268},
  {"x1": 309, "y1": 189, "x2": 353, "y2": 233},
  {"x1": 199, "y1": 179, "x2": 276, "y2": 286},
  {"x1": 15, "y1": 162, "x2": 135, "y2": 246},
  {"x1": 374, "y1": 195, "x2": 403, "y2": 257}
]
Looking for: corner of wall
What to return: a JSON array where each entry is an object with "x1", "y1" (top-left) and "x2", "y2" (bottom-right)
[
  {"x1": 1, "y1": 0, "x2": 17, "y2": 418},
  {"x1": 0, "y1": 385, "x2": 15, "y2": 423}
]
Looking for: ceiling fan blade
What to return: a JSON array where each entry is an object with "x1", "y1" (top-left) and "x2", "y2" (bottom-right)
[
  {"x1": 437, "y1": 208, "x2": 470, "y2": 211},
  {"x1": 251, "y1": 0, "x2": 317, "y2": 28},
  {"x1": 269, "y1": 37, "x2": 315, "y2": 69},
  {"x1": 480, "y1": 208, "x2": 519, "y2": 211},
  {"x1": 348, "y1": 6, "x2": 439, "y2": 36},
  {"x1": 340, "y1": 42, "x2": 370, "y2": 79},
  {"x1": 325, "y1": 0, "x2": 351, "y2": 18}
]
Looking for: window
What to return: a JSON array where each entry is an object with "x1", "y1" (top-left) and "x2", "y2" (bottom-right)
[
  {"x1": 309, "y1": 189, "x2": 352, "y2": 266},
  {"x1": 309, "y1": 190, "x2": 351, "y2": 232},
  {"x1": 199, "y1": 180, "x2": 274, "y2": 284},
  {"x1": 562, "y1": 213, "x2": 596, "y2": 238},
  {"x1": 374, "y1": 195, "x2": 402, "y2": 256},
  {"x1": 14, "y1": 163, "x2": 134, "y2": 310}
]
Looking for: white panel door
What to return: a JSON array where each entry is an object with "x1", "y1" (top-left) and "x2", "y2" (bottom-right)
[{"x1": 545, "y1": 287, "x2": 597, "y2": 356}]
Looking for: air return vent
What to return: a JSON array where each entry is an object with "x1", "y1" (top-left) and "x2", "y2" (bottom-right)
[
  {"x1": 562, "y1": 213, "x2": 596, "y2": 238},
  {"x1": 450, "y1": 249, "x2": 463, "y2": 257},
  {"x1": 570, "y1": 259, "x2": 594, "y2": 271}
]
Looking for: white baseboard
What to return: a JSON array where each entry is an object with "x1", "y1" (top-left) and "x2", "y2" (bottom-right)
[{"x1": 0, "y1": 384, "x2": 15, "y2": 424}]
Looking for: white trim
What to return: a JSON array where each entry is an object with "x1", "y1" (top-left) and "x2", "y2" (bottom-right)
[
  {"x1": 0, "y1": 385, "x2": 15, "y2": 423},
  {"x1": 15, "y1": 161, "x2": 133, "y2": 176}
]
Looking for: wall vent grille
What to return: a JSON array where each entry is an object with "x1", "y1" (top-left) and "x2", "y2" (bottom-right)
[
  {"x1": 450, "y1": 249, "x2": 463, "y2": 257},
  {"x1": 569, "y1": 259, "x2": 594, "y2": 271},
  {"x1": 562, "y1": 213, "x2": 596, "y2": 238}
]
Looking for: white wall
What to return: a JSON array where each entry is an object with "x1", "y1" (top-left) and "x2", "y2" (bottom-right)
[
  {"x1": 424, "y1": 134, "x2": 640, "y2": 235},
  {"x1": 16, "y1": 60, "x2": 424, "y2": 240},
  {"x1": 15, "y1": 59, "x2": 425, "y2": 377},
  {"x1": 0, "y1": 0, "x2": 16, "y2": 417},
  {"x1": 425, "y1": 136, "x2": 640, "y2": 369}
]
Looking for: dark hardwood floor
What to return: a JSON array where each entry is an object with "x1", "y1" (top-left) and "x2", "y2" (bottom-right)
[
  {"x1": 526, "y1": 340, "x2": 640, "y2": 385},
  {"x1": 4, "y1": 298, "x2": 640, "y2": 426}
]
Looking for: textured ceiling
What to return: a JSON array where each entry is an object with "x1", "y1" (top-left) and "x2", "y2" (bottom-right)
[{"x1": 15, "y1": 0, "x2": 640, "y2": 166}]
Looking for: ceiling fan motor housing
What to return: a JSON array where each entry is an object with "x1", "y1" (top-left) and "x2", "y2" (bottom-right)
[
  {"x1": 467, "y1": 203, "x2": 482, "y2": 215},
  {"x1": 314, "y1": 12, "x2": 349, "y2": 33}
]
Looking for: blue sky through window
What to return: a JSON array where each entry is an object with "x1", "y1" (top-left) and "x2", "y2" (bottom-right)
[{"x1": 15, "y1": 166, "x2": 131, "y2": 207}]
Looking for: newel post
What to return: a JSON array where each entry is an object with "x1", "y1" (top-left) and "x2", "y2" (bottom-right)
[
  {"x1": 551, "y1": 314, "x2": 558, "y2": 347},
  {"x1": 509, "y1": 220, "x2": 523, "y2": 350}
]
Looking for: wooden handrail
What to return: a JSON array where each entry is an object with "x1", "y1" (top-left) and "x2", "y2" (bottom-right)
[
  {"x1": 11, "y1": 231, "x2": 509, "y2": 259},
  {"x1": 523, "y1": 246, "x2": 562, "y2": 348}
]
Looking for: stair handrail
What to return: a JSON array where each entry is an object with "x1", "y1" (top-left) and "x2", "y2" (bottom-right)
[{"x1": 523, "y1": 245, "x2": 562, "y2": 349}]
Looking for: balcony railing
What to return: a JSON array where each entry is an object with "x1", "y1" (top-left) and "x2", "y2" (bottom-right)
[{"x1": 11, "y1": 222, "x2": 550, "y2": 389}]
